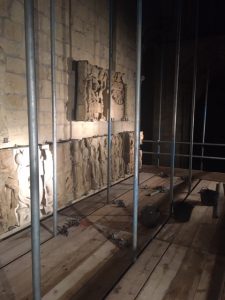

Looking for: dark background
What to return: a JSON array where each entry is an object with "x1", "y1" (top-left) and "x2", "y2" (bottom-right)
[{"x1": 141, "y1": 0, "x2": 225, "y2": 172}]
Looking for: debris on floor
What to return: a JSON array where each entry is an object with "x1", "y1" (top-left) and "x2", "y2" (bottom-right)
[
  {"x1": 142, "y1": 184, "x2": 149, "y2": 190},
  {"x1": 112, "y1": 199, "x2": 126, "y2": 207},
  {"x1": 57, "y1": 217, "x2": 81, "y2": 236},
  {"x1": 159, "y1": 171, "x2": 169, "y2": 178},
  {"x1": 109, "y1": 232, "x2": 129, "y2": 248},
  {"x1": 140, "y1": 205, "x2": 161, "y2": 228},
  {"x1": 145, "y1": 185, "x2": 168, "y2": 196}
]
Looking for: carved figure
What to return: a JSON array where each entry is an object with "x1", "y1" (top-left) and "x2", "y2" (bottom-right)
[
  {"x1": 112, "y1": 73, "x2": 125, "y2": 105},
  {"x1": 15, "y1": 149, "x2": 31, "y2": 226},
  {"x1": 41, "y1": 147, "x2": 53, "y2": 215},
  {"x1": 81, "y1": 139, "x2": 91, "y2": 194}
]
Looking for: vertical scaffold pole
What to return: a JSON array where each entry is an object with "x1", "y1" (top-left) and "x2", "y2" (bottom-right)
[
  {"x1": 188, "y1": 0, "x2": 199, "y2": 193},
  {"x1": 200, "y1": 69, "x2": 210, "y2": 170},
  {"x1": 170, "y1": 0, "x2": 182, "y2": 213},
  {"x1": 157, "y1": 43, "x2": 164, "y2": 168},
  {"x1": 133, "y1": 0, "x2": 142, "y2": 259},
  {"x1": 107, "y1": 0, "x2": 113, "y2": 204},
  {"x1": 24, "y1": 0, "x2": 41, "y2": 299},
  {"x1": 50, "y1": 0, "x2": 58, "y2": 236}
]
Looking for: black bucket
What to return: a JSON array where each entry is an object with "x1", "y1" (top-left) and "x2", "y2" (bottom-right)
[{"x1": 199, "y1": 188, "x2": 219, "y2": 206}]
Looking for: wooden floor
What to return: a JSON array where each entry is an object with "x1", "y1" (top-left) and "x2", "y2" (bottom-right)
[
  {"x1": 0, "y1": 166, "x2": 225, "y2": 299},
  {"x1": 107, "y1": 168, "x2": 225, "y2": 300}
]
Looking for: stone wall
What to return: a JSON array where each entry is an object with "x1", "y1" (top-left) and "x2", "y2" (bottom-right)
[
  {"x1": 0, "y1": 0, "x2": 136, "y2": 146},
  {"x1": 0, "y1": 0, "x2": 137, "y2": 236}
]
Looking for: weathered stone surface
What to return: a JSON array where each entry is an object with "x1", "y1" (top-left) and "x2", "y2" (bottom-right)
[
  {"x1": 0, "y1": 132, "x2": 139, "y2": 235},
  {"x1": 0, "y1": 149, "x2": 18, "y2": 234},
  {"x1": 57, "y1": 142, "x2": 73, "y2": 207},
  {"x1": 75, "y1": 61, "x2": 126, "y2": 122},
  {"x1": 111, "y1": 72, "x2": 126, "y2": 121},
  {"x1": 75, "y1": 61, "x2": 108, "y2": 121},
  {"x1": 13, "y1": 146, "x2": 54, "y2": 229}
]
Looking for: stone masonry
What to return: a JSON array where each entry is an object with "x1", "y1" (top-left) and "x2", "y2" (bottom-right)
[{"x1": 0, "y1": 0, "x2": 137, "y2": 236}]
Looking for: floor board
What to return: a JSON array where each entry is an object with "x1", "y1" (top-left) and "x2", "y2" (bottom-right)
[
  {"x1": 108, "y1": 172, "x2": 225, "y2": 300},
  {"x1": 1, "y1": 168, "x2": 225, "y2": 300}
]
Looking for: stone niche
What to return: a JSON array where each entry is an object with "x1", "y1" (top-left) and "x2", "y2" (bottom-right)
[
  {"x1": 74, "y1": 61, "x2": 126, "y2": 121},
  {"x1": 0, "y1": 132, "x2": 138, "y2": 236}
]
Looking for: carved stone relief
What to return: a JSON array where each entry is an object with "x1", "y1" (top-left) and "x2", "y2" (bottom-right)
[
  {"x1": 13, "y1": 146, "x2": 54, "y2": 229},
  {"x1": 0, "y1": 132, "x2": 139, "y2": 236},
  {"x1": 0, "y1": 150, "x2": 18, "y2": 234},
  {"x1": 75, "y1": 61, "x2": 126, "y2": 121},
  {"x1": 75, "y1": 61, "x2": 108, "y2": 121},
  {"x1": 111, "y1": 73, "x2": 126, "y2": 121}
]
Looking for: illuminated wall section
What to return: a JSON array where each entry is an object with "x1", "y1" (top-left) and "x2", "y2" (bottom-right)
[{"x1": 0, "y1": 0, "x2": 138, "y2": 237}]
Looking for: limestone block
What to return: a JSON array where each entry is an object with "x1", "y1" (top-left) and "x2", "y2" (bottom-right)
[
  {"x1": 6, "y1": 57, "x2": 25, "y2": 75},
  {"x1": 0, "y1": 37, "x2": 25, "y2": 59},
  {"x1": 39, "y1": 80, "x2": 52, "y2": 99},
  {"x1": 71, "y1": 120, "x2": 135, "y2": 147},
  {"x1": 0, "y1": 0, "x2": 9, "y2": 17},
  {"x1": 5, "y1": 72, "x2": 26, "y2": 95},
  {"x1": 0, "y1": 104, "x2": 9, "y2": 144},
  {"x1": 9, "y1": 0, "x2": 24, "y2": 24},
  {"x1": 3, "y1": 19, "x2": 23, "y2": 42}
]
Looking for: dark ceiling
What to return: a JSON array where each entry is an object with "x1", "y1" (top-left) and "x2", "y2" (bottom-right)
[{"x1": 142, "y1": 0, "x2": 225, "y2": 44}]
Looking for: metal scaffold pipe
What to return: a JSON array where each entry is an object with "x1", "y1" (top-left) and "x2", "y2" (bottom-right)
[
  {"x1": 170, "y1": 0, "x2": 182, "y2": 213},
  {"x1": 107, "y1": 0, "x2": 113, "y2": 204},
  {"x1": 201, "y1": 68, "x2": 210, "y2": 170},
  {"x1": 157, "y1": 42, "x2": 164, "y2": 168},
  {"x1": 188, "y1": 0, "x2": 199, "y2": 193},
  {"x1": 50, "y1": 0, "x2": 58, "y2": 237},
  {"x1": 133, "y1": 0, "x2": 142, "y2": 259},
  {"x1": 24, "y1": 0, "x2": 41, "y2": 299}
]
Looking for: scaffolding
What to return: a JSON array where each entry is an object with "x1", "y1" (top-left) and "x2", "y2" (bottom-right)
[{"x1": 16, "y1": 0, "x2": 225, "y2": 298}]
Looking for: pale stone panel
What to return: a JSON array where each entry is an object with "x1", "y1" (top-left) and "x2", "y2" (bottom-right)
[{"x1": 0, "y1": 132, "x2": 137, "y2": 236}]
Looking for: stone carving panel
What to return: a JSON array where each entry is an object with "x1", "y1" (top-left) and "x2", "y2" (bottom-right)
[
  {"x1": 72, "y1": 133, "x2": 134, "y2": 197},
  {"x1": 75, "y1": 61, "x2": 126, "y2": 121},
  {"x1": 14, "y1": 146, "x2": 54, "y2": 228},
  {"x1": 111, "y1": 72, "x2": 126, "y2": 121},
  {"x1": 0, "y1": 132, "x2": 139, "y2": 236},
  {"x1": 75, "y1": 61, "x2": 107, "y2": 121},
  {"x1": 0, "y1": 149, "x2": 18, "y2": 234}
]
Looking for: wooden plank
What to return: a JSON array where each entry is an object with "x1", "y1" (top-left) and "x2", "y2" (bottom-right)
[
  {"x1": 162, "y1": 248, "x2": 206, "y2": 300},
  {"x1": 193, "y1": 253, "x2": 217, "y2": 300},
  {"x1": 42, "y1": 240, "x2": 117, "y2": 300},
  {"x1": 142, "y1": 165, "x2": 225, "y2": 182},
  {"x1": 106, "y1": 240, "x2": 169, "y2": 300},
  {"x1": 0, "y1": 214, "x2": 64, "y2": 268},
  {"x1": 0, "y1": 172, "x2": 158, "y2": 299},
  {"x1": 136, "y1": 244, "x2": 187, "y2": 300},
  {"x1": 172, "y1": 180, "x2": 218, "y2": 248},
  {"x1": 0, "y1": 172, "x2": 154, "y2": 269},
  {"x1": 0, "y1": 224, "x2": 110, "y2": 299},
  {"x1": 194, "y1": 254, "x2": 225, "y2": 300}
]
